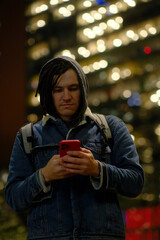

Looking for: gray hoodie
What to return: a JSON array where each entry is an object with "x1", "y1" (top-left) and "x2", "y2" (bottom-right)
[{"x1": 36, "y1": 56, "x2": 89, "y2": 124}]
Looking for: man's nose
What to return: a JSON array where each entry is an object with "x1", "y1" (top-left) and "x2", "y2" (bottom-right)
[{"x1": 63, "y1": 89, "x2": 71, "y2": 99}]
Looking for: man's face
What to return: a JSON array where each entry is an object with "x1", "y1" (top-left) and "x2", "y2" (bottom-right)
[{"x1": 52, "y1": 68, "x2": 80, "y2": 122}]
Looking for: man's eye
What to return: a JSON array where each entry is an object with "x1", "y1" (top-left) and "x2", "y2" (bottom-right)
[
  {"x1": 69, "y1": 87, "x2": 79, "y2": 91},
  {"x1": 54, "y1": 88, "x2": 62, "y2": 92}
]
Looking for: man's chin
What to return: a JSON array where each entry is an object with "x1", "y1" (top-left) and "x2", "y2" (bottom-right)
[
  {"x1": 60, "y1": 107, "x2": 75, "y2": 113},
  {"x1": 60, "y1": 110, "x2": 75, "y2": 118}
]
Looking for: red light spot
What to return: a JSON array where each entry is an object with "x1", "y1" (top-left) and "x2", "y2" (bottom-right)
[{"x1": 144, "y1": 46, "x2": 152, "y2": 54}]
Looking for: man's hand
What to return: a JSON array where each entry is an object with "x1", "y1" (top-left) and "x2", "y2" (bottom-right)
[
  {"x1": 41, "y1": 155, "x2": 74, "y2": 183},
  {"x1": 60, "y1": 148, "x2": 99, "y2": 177}
]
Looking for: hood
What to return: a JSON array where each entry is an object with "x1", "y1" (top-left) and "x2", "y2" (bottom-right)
[{"x1": 36, "y1": 56, "x2": 89, "y2": 124}]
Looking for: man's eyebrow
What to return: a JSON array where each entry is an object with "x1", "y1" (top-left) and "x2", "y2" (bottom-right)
[
  {"x1": 54, "y1": 86, "x2": 62, "y2": 88},
  {"x1": 54, "y1": 84, "x2": 79, "y2": 88},
  {"x1": 69, "y1": 84, "x2": 79, "y2": 87}
]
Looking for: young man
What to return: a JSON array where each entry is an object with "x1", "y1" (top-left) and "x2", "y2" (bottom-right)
[{"x1": 5, "y1": 56, "x2": 144, "y2": 240}]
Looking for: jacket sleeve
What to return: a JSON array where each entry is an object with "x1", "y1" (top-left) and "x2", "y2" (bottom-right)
[
  {"x1": 91, "y1": 116, "x2": 144, "y2": 198},
  {"x1": 107, "y1": 116, "x2": 144, "y2": 197},
  {"x1": 5, "y1": 132, "x2": 51, "y2": 213}
]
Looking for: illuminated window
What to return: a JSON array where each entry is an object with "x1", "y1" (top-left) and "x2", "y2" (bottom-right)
[
  {"x1": 52, "y1": 3, "x2": 75, "y2": 20},
  {"x1": 28, "y1": 42, "x2": 50, "y2": 60},
  {"x1": 26, "y1": 1, "x2": 48, "y2": 16},
  {"x1": 28, "y1": 92, "x2": 40, "y2": 107},
  {"x1": 26, "y1": 14, "x2": 48, "y2": 32}
]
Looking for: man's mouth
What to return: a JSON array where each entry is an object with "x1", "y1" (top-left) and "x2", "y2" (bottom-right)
[{"x1": 61, "y1": 104, "x2": 73, "y2": 107}]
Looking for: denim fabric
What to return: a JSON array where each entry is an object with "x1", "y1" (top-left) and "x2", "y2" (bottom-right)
[{"x1": 5, "y1": 115, "x2": 144, "y2": 240}]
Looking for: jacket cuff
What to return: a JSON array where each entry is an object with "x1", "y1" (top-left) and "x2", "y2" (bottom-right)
[
  {"x1": 38, "y1": 169, "x2": 51, "y2": 193},
  {"x1": 90, "y1": 161, "x2": 103, "y2": 190}
]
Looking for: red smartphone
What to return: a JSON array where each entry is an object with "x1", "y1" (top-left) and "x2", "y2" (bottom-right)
[{"x1": 59, "y1": 140, "x2": 81, "y2": 157}]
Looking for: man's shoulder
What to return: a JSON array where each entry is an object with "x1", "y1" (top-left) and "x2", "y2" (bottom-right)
[
  {"x1": 106, "y1": 115, "x2": 122, "y2": 123},
  {"x1": 93, "y1": 114, "x2": 122, "y2": 126},
  {"x1": 21, "y1": 120, "x2": 43, "y2": 139},
  {"x1": 33, "y1": 119, "x2": 43, "y2": 130},
  {"x1": 105, "y1": 115, "x2": 123, "y2": 133}
]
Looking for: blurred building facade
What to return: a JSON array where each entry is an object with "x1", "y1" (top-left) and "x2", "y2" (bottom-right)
[
  {"x1": 25, "y1": 0, "x2": 160, "y2": 206},
  {"x1": 1, "y1": 0, "x2": 160, "y2": 239},
  {"x1": 24, "y1": 0, "x2": 160, "y2": 238}
]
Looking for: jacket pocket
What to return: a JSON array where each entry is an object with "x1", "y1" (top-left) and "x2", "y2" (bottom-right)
[
  {"x1": 83, "y1": 140, "x2": 111, "y2": 163},
  {"x1": 31, "y1": 144, "x2": 59, "y2": 170}
]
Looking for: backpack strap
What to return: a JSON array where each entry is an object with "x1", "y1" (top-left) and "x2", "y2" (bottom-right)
[
  {"x1": 92, "y1": 113, "x2": 112, "y2": 140},
  {"x1": 91, "y1": 113, "x2": 112, "y2": 163},
  {"x1": 20, "y1": 123, "x2": 34, "y2": 154}
]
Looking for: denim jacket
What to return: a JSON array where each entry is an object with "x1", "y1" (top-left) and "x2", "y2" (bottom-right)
[{"x1": 5, "y1": 111, "x2": 144, "y2": 240}]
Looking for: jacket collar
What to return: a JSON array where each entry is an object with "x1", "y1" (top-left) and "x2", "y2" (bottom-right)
[{"x1": 42, "y1": 107, "x2": 95, "y2": 127}]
